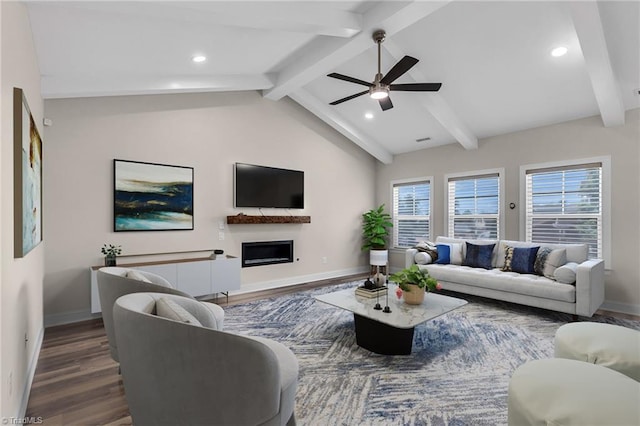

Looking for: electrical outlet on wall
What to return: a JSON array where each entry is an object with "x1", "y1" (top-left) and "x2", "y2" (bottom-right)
[
  {"x1": 322, "y1": 257, "x2": 327, "y2": 264},
  {"x1": 218, "y1": 231, "x2": 225, "y2": 241},
  {"x1": 8, "y1": 371, "x2": 12, "y2": 397}
]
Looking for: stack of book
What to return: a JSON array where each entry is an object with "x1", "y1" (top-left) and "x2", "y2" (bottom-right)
[{"x1": 355, "y1": 285, "x2": 388, "y2": 299}]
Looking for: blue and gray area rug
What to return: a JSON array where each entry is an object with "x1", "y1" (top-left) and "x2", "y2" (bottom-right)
[{"x1": 222, "y1": 282, "x2": 640, "y2": 426}]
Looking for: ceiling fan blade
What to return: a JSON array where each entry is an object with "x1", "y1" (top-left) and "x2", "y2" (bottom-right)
[
  {"x1": 380, "y1": 56, "x2": 419, "y2": 85},
  {"x1": 379, "y1": 97, "x2": 393, "y2": 111},
  {"x1": 327, "y1": 73, "x2": 372, "y2": 87},
  {"x1": 390, "y1": 83, "x2": 442, "y2": 92},
  {"x1": 329, "y1": 90, "x2": 369, "y2": 105}
]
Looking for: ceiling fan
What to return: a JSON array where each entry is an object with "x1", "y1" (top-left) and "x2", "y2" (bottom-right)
[{"x1": 327, "y1": 30, "x2": 442, "y2": 111}]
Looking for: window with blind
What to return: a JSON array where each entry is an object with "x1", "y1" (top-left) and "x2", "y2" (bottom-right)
[
  {"x1": 525, "y1": 162, "x2": 603, "y2": 259},
  {"x1": 447, "y1": 172, "x2": 501, "y2": 239},
  {"x1": 392, "y1": 179, "x2": 431, "y2": 248}
]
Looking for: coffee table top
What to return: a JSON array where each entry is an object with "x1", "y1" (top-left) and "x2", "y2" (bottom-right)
[{"x1": 314, "y1": 287, "x2": 467, "y2": 329}]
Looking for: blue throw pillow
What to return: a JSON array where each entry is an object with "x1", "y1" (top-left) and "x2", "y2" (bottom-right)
[
  {"x1": 463, "y1": 242, "x2": 495, "y2": 269},
  {"x1": 503, "y1": 246, "x2": 540, "y2": 274},
  {"x1": 435, "y1": 244, "x2": 451, "y2": 264}
]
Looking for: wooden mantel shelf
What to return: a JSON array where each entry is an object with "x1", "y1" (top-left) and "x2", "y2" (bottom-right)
[{"x1": 226, "y1": 214, "x2": 311, "y2": 224}]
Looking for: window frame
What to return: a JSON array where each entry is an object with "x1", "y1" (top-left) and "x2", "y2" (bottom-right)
[
  {"x1": 444, "y1": 168, "x2": 505, "y2": 240},
  {"x1": 519, "y1": 156, "x2": 611, "y2": 266},
  {"x1": 390, "y1": 176, "x2": 433, "y2": 249}
]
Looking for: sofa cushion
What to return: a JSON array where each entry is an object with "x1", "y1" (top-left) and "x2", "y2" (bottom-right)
[
  {"x1": 435, "y1": 244, "x2": 451, "y2": 264},
  {"x1": 497, "y1": 239, "x2": 587, "y2": 268},
  {"x1": 126, "y1": 269, "x2": 152, "y2": 283},
  {"x1": 503, "y1": 246, "x2": 540, "y2": 274},
  {"x1": 554, "y1": 262, "x2": 578, "y2": 284},
  {"x1": 156, "y1": 298, "x2": 202, "y2": 326},
  {"x1": 414, "y1": 252, "x2": 433, "y2": 265},
  {"x1": 436, "y1": 243, "x2": 464, "y2": 265},
  {"x1": 424, "y1": 264, "x2": 576, "y2": 303},
  {"x1": 464, "y1": 242, "x2": 495, "y2": 270},
  {"x1": 539, "y1": 248, "x2": 567, "y2": 279},
  {"x1": 437, "y1": 237, "x2": 498, "y2": 267}
]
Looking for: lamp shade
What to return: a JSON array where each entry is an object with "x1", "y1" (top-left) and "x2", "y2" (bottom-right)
[{"x1": 369, "y1": 249, "x2": 388, "y2": 266}]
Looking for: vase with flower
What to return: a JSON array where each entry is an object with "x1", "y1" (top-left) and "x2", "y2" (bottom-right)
[
  {"x1": 101, "y1": 244, "x2": 122, "y2": 267},
  {"x1": 390, "y1": 264, "x2": 442, "y2": 305}
]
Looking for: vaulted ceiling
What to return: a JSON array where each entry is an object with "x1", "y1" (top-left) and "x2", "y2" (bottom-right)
[{"x1": 26, "y1": 1, "x2": 640, "y2": 163}]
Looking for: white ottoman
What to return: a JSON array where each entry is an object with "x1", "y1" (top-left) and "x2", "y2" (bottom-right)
[
  {"x1": 554, "y1": 322, "x2": 640, "y2": 381},
  {"x1": 508, "y1": 358, "x2": 640, "y2": 426}
]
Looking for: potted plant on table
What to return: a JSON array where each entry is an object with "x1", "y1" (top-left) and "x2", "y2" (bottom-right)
[
  {"x1": 390, "y1": 264, "x2": 442, "y2": 305},
  {"x1": 101, "y1": 244, "x2": 122, "y2": 267},
  {"x1": 362, "y1": 204, "x2": 393, "y2": 287}
]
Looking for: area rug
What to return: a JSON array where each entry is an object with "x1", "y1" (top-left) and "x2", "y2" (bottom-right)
[{"x1": 222, "y1": 282, "x2": 640, "y2": 426}]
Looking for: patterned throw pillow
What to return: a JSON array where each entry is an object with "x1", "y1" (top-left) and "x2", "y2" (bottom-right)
[
  {"x1": 534, "y1": 247, "x2": 552, "y2": 276},
  {"x1": 503, "y1": 246, "x2": 540, "y2": 274},
  {"x1": 463, "y1": 242, "x2": 496, "y2": 269}
]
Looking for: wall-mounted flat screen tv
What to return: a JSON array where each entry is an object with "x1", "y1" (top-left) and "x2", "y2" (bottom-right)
[{"x1": 234, "y1": 163, "x2": 304, "y2": 209}]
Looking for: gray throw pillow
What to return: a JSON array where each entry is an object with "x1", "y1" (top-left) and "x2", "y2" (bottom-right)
[
  {"x1": 126, "y1": 269, "x2": 152, "y2": 283},
  {"x1": 555, "y1": 262, "x2": 578, "y2": 284},
  {"x1": 156, "y1": 298, "x2": 202, "y2": 326},
  {"x1": 535, "y1": 248, "x2": 567, "y2": 279},
  {"x1": 414, "y1": 252, "x2": 433, "y2": 265}
]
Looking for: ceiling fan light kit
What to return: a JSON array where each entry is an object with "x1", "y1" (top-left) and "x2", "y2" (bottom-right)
[{"x1": 327, "y1": 30, "x2": 442, "y2": 111}]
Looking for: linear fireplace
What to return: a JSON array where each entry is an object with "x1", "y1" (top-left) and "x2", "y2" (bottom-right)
[{"x1": 242, "y1": 240, "x2": 294, "y2": 268}]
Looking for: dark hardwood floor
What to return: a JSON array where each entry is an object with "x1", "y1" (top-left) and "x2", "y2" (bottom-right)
[
  {"x1": 25, "y1": 274, "x2": 638, "y2": 425},
  {"x1": 25, "y1": 275, "x2": 363, "y2": 425}
]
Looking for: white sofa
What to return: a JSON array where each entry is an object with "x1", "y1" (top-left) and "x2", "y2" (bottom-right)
[{"x1": 405, "y1": 236, "x2": 605, "y2": 317}]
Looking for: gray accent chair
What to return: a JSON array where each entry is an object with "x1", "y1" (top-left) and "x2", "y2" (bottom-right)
[
  {"x1": 97, "y1": 266, "x2": 195, "y2": 362},
  {"x1": 113, "y1": 292, "x2": 298, "y2": 426}
]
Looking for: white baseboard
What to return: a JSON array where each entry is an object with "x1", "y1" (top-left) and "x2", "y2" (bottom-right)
[
  {"x1": 600, "y1": 300, "x2": 640, "y2": 317},
  {"x1": 229, "y1": 266, "x2": 368, "y2": 296},
  {"x1": 44, "y1": 309, "x2": 101, "y2": 328},
  {"x1": 16, "y1": 326, "x2": 44, "y2": 421}
]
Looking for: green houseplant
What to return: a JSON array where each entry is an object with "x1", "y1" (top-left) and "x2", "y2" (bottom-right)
[
  {"x1": 101, "y1": 244, "x2": 122, "y2": 267},
  {"x1": 361, "y1": 204, "x2": 393, "y2": 251},
  {"x1": 390, "y1": 264, "x2": 442, "y2": 305}
]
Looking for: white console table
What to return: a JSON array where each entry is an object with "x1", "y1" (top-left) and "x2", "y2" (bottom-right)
[{"x1": 90, "y1": 255, "x2": 241, "y2": 313}]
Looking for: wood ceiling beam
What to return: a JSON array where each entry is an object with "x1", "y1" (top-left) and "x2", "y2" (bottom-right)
[
  {"x1": 381, "y1": 40, "x2": 478, "y2": 150},
  {"x1": 41, "y1": 74, "x2": 274, "y2": 99},
  {"x1": 568, "y1": 2, "x2": 625, "y2": 127},
  {"x1": 264, "y1": 1, "x2": 451, "y2": 101},
  {"x1": 288, "y1": 89, "x2": 394, "y2": 164}
]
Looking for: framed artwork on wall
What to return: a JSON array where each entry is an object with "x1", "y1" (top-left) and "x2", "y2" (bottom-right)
[
  {"x1": 14, "y1": 87, "x2": 43, "y2": 258},
  {"x1": 114, "y1": 159, "x2": 194, "y2": 232}
]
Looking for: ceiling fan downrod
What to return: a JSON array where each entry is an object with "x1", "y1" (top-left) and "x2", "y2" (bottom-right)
[{"x1": 371, "y1": 30, "x2": 389, "y2": 99}]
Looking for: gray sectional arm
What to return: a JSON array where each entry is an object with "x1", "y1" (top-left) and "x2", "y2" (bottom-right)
[
  {"x1": 575, "y1": 258, "x2": 605, "y2": 317},
  {"x1": 406, "y1": 248, "x2": 419, "y2": 268}
]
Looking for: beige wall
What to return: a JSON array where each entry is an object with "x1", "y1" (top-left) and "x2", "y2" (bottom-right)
[
  {"x1": 377, "y1": 109, "x2": 640, "y2": 314},
  {"x1": 42, "y1": 91, "x2": 375, "y2": 323},
  {"x1": 1, "y1": 2, "x2": 44, "y2": 419}
]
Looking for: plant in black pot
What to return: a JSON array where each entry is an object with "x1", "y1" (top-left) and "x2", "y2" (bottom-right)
[
  {"x1": 362, "y1": 204, "x2": 393, "y2": 288},
  {"x1": 101, "y1": 244, "x2": 122, "y2": 267}
]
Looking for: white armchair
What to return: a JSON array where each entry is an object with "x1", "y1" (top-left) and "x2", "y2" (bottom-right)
[
  {"x1": 97, "y1": 266, "x2": 195, "y2": 362},
  {"x1": 113, "y1": 292, "x2": 297, "y2": 426}
]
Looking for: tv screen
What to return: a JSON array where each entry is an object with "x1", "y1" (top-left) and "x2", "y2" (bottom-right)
[{"x1": 234, "y1": 163, "x2": 304, "y2": 209}]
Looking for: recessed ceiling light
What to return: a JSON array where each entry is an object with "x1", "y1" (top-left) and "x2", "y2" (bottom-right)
[
  {"x1": 192, "y1": 55, "x2": 207, "y2": 63},
  {"x1": 551, "y1": 46, "x2": 568, "y2": 57},
  {"x1": 365, "y1": 112, "x2": 374, "y2": 119}
]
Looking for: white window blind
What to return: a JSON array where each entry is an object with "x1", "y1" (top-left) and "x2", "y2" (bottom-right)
[
  {"x1": 447, "y1": 174, "x2": 500, "y2": 239},
  {"x1": 525, "y1": 163, "x2": 602, "y2": 259},
  {"x1": 392, "y1": 180, "x2": 430, "y2": 248}
]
